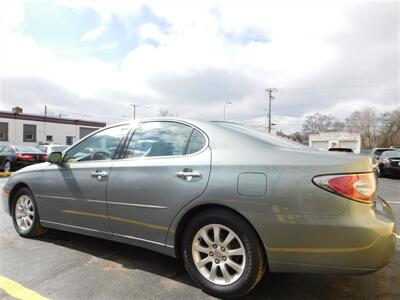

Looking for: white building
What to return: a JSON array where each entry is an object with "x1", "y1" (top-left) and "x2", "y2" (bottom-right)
[
  {"x1": 309, "y1": 132, "x2": 362, "y2": 153},
  {"x1": 0, "y1": 109, "x2": 106, "y2": 147}
]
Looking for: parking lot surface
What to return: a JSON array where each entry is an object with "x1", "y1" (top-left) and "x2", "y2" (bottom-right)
[{"x1": 0, "y1": 177, "x2": 399, "y2": 299}]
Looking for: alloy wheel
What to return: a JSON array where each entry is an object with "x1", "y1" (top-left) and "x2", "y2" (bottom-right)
[
  {"x1": 15, "y1": 195, "x2": 35, "y2": 231},
  {"x1": 4, "y1": 161, "x2": 11, "y2": 172},
  {"x1": 192, "y1": 224, "x2": 246, "y2": 285}
]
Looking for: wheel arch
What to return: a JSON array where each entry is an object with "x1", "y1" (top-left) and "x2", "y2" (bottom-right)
[
  {"x1": 8, "y1": 182, "x2": 31, "y2": 214},
  {"x1": 173, "y1": 203, "x2": 268, "y2": 266}
]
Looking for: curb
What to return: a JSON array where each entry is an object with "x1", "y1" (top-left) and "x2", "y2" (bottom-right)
[{"x1": 0, "y1": 172, "x2": 12, "y2": 177}]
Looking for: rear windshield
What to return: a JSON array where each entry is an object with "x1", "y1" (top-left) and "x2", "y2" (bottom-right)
[
  {"x1": 15, "y1": 146, "x2": 43, "y2": 153},
  {"x1": 384, "y1": 151, "x2": 400, "y2": 158},
  {"x1": 374, "y1": 148, "x2": 395, "y2": 156},
  {"x1": 216, "y1": 122, "x2": 307, "y2": 150}
]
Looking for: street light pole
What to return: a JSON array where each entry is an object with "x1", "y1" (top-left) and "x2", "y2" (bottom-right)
[{"x1": 224, "y1": 101, "x2": 232, "y2": 120}]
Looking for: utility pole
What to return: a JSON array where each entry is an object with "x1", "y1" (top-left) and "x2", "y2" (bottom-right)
[
  {"x1": 130, "y1": 104, "x2": 139, "y2": 120},
  {"x1": 265, "y1": 88, "x2": 277, "y2": 133},
  {"x1": 44, "y1": 105, "x2": 47, "y2": 144}
]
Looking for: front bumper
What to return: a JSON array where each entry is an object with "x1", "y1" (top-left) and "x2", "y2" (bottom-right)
[{"x1": 2, "y1": 181, "x2": 11, "y2": 215}]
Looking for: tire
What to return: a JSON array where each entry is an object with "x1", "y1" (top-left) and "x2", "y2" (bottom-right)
[
  {"x1": 181, "y1": 209, "x2": 266, "y2": 299},
  {"x1": 3, "y1": 160, "x2": 12, "y2": 172},
  {"x1": 11, "y1": 187, "x2": 46, "y2": 237}
]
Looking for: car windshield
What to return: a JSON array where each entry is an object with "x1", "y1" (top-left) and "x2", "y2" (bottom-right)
[
  {"x1": 15, "y1": 146, "x2": 43, "y2": 153},
  {"x1": 52, "y1": 145, "x2": 68, "y2": 152},
  {"x1": 374, "y1": 148, "x2": 395, "y2": 156},
  {"x1": 216, "y1": 122, "x2": 307, "y2": 150}
]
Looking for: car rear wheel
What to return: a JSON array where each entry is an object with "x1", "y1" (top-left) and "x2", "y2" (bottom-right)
[
  {"x1": 12, "y1": 187, "x2": 46, "y2": 237},
  {"x1": 182, "y1": 209, "x2": 266, "y2": 299},
  {"x1": 3, "y1": 160, "x2": 12, "y2": 172}
]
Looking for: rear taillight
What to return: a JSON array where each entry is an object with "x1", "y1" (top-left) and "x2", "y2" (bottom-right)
[
  {"x1": 40, "y1": 154, "x2": 47, "y2": 161},
  {"x1": 313, "y1": 173, "x2": 376, "y2": 204},
  {"x1": 17, "y1": 154, "x2": 35, "y2": 160}
]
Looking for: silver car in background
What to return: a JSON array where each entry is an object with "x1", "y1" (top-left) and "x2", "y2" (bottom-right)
[{"x1": 1, "y1": 119, "x2": 396, "y2": 298}]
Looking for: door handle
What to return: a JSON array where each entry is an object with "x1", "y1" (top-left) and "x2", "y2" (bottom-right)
[
  {"x1": 91, "y1": 170, "x2": 108, "y2": 180},
  {"x1": 176, "y1": 168, "x2": 201, "y2": 181}
]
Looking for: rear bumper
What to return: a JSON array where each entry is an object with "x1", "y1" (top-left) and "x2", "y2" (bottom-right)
[
  {"x1": 383, "y1": 166, "x2": 400, "y2": 177},
  {"x1": 254, "y1": 197, "x2": 396, "y2": 274}
]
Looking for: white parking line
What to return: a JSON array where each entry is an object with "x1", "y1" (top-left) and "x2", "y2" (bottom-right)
[{"x1": 387, "y1": 201, "x2": 400, "y2": 205}]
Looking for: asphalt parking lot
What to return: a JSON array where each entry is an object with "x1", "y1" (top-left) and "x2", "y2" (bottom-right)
[{"x1": 0, "y1": 177, "x2": 399, "y2": 300}]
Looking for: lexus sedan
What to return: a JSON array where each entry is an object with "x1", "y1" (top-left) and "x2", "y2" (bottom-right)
[
  {"x1": 0, "y1": 145, "x2": 47, "y2": 172},
  {"x1": 1, "y1": 119, "x2": 396, "y2": 298}
]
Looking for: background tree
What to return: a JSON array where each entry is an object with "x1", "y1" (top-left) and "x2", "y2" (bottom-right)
[
  {"x1": 345, "y1": 108, "x2": 378, "y2": 148},
  {"x1": 378, "y1": 108, "x2": 400, "y2": 147},
  {"x1": 301, "y1": 113, "x2": 345, "y2": 143},
  {"x1": 158, "y1": 109, "x2": 176, "y2": 117}
]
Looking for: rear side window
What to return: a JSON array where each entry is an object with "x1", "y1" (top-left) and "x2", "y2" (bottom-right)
[
  {"x1": 125, "y1": 122, "x2": 193, "y2": 158},
  {"x1": 186, "y1": 130, "x2": 206, "y2": 154}
]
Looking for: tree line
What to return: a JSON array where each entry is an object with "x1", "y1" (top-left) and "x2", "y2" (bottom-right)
[{"x1": 281, "y1": 108, "x2": 400, "y2": 149}]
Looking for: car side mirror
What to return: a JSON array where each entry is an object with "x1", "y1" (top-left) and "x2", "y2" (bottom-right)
[{"x1": 47, "y1": 152, "x2": 63, "y2": 165}]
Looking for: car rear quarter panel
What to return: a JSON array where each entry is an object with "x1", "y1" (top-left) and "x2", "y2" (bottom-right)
[{"x1": 167, "y1": 123, "x2": 388, "y2": 272}]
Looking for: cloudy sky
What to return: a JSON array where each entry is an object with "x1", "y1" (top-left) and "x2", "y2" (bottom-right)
[{"x1": 0, "y1": 0, "x2": 399, "y2": 132}]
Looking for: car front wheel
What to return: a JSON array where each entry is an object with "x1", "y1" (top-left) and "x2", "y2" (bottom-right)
[
  {"x1": 12, "y1": 187, "x2": 46, "y2": 237},
  {"x1": 182, "y1": 209, "x2": 266, "y2": 299}
]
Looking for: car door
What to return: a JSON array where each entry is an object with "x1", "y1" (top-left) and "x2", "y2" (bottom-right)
[
  {"x1": 107, "y1": 121, "x2": 211, "y2": 246},
  {"x1": 36, "y1": 125, "x2": 130, "y2": 232}
]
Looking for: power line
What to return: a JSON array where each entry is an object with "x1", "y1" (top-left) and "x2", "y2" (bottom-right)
[{"x1": 276, "y1": 83, "x2": 392, "y2": 91}]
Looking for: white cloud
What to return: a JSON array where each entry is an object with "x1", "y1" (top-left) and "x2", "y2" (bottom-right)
[{"x1": 0, "y1": 0, "x2": 398, "y2": 131}]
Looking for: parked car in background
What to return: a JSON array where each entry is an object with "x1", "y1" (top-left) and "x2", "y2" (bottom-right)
[
  {"x1": 0, "y1": 145, "x2": 46, "y2": 172},
  {"x1": 1, "y1": 119, "x2": 396, "y2": 298},
  {"x1": 378, "y1": 150, "x2": 400, "y2": 178},
  {"x1": 370, "y1": 147, "x2": 398, "y2": 160},
  {"x1": 37, "y1": 144, "x2": 68, "y2": 157},
  {"x1": 328, "y1": 147, "x2": 353, "y2": 153}
]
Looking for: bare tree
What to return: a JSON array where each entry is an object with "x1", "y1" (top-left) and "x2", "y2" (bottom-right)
[
  {"x1": 158, "y1": 109, "x2": 176, "y2": 117},
  {"x1": 378, "y1": 108, "x2": 400, "y2": 147},
  {"x1": 302, "y1": 113, "x2": 344, "y2": 134},
  {"x1": 345, "y1": 108, "x2": 378, "y2": 148}
]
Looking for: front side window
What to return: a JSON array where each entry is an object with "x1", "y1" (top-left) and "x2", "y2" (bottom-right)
[
  {"x1": 125, "y1": 122, "x2": 193, "y2": 158},
  {"x1": 23, "y1": 124, "x2": 36, "y2": 142},
  {"x1": 65, "y1": 125, "x2": 129, "y2": 163}
]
